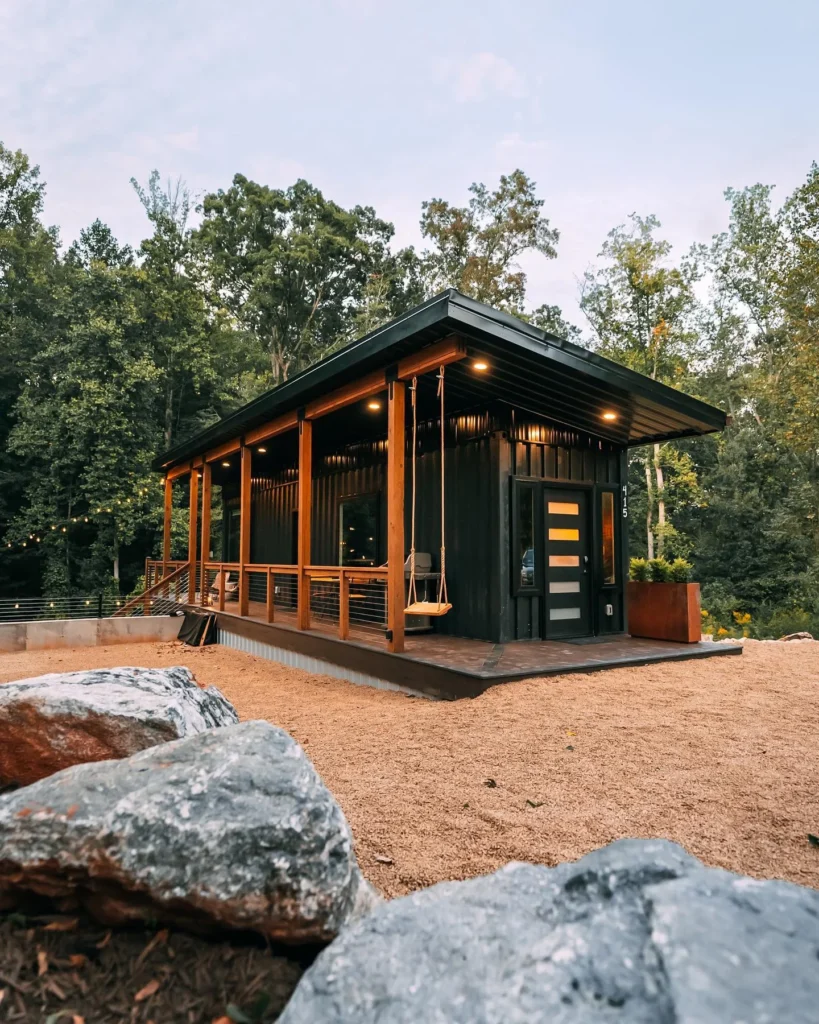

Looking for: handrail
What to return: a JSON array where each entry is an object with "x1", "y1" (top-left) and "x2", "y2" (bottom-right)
[
  {"x1": 115, "y1": 561, "x2": 191, "y2": 617},
  {"x1": 197, "y1": 561, "x2": 389, "y2": 640}
]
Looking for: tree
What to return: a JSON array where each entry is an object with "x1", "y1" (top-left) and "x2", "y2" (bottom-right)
[
  {"x1": 580, "y1": 215, "x2": 702, "y2": 558},
  {"x1": 194, "y1": 176, "x2": 397, "y2": 384},
  {"x1": 527, "y1": 303, "x2": 582, "y2": 341},
  {"x1": 0, "y1": 144, "x2": 59, "y2": 596},
  {"x1": 7, "y1": 225, "x2": 162, "y2": 593},
  {"x1": 420, "y1": 169, "x2": 559, "y2": 312}
]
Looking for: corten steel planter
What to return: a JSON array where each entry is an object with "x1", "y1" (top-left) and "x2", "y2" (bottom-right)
[{"x1": 627, "y1": 581, "x2": 701, "y2": 643}]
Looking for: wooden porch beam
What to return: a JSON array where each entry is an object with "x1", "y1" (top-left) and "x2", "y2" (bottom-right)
[
  {"x1": 204, "y1": 438, "x2": 241, "y2": 464},
  {"x1": 397, "y1": 335, "x2": 466, "y2": 380},
  {"x1": 187, "y1": 470, "x2": 199, "y2": 605},
  {"x1": 200, "y1": 461, "x2": 211, "y2": 606},
  {"x1": 166, "y1": 462, "x2": 191, "y2": 482},
  {"x1": 296, "y1": 419, "x2": 312, "y2": 630},
  {"x1": 387, "y1": 379, "x2": 406, "y2": 653},
  {"x1": 238, "y1": 446, "x2": 252, "y2": 617},
  {"x1": 245, "y1": 410, "x2": 299, "y2": 446},
  {"x1": 305, "y1": 369, "x2": 385, "y2": 420},
  {"x1": 162, "y1": 476, "x2": 173, "y2": 572}
]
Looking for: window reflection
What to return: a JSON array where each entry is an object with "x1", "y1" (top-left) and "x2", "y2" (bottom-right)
[
  {"x1": 339, "y1": 495, "x2": 378, "y2": 566},
  {"x1": 602, "y1": 491, "x2": 615, "y2": 584},
  {"x1": 518, "y1": 486, "x2": 534, "y2": 588}
]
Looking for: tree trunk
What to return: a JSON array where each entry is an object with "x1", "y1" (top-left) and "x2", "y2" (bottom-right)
[
  {"x1": 164, "y1": 384, "x2": 174, "y2": 449},
  {"x1": 654, "y1": 443, "x2": 665, "y2": 559},
  {"x1": 644, "y1": 454, "x2": 655, "y2": 560}
]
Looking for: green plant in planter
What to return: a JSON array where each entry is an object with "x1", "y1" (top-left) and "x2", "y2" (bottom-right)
[
  {"x1": 647, "y1": 557, "x2": 671, "y2": 582},
  {"x1": 629, "y1": 557, "x2": 649, "y2": 582},
  {"x1": 668, "y1": 558, "x2": 693, "y2": 583}
]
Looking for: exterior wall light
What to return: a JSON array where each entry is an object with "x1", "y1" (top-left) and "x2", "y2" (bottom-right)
[
  {"x1": 473, "y1": 361, "x2": 489, "y2": 371},
  {"x1": 602, "y1": 411, "x2": 617, "y2": 421},
  {"x1": 222, "y1": 461, "x2": 231, "y2": 467},
  {"x1": 257, "y1": 447, "x2": 267, "y2": 453},
  {"x1": 367, "y1": 401, "x2": 381, "y2": 411}
]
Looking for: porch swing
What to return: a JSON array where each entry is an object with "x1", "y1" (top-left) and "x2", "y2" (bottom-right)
[{"x1": 404, "y1": 366, "x2": 452, "y2": 617}]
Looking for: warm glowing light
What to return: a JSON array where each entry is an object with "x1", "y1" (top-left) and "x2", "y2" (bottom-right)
[
  {"x1": 473, "y1": 360, "x2": 489, "y2": 371},
  {"x1": 602, "y1": 411, "x2": 617, "y2": 421},
  {"x1": 367, "y1": 400, "x2": 381, "y2": 411},
  {"x1": 222, "y1": 461, "x2": 231, "y2": 467},
  {"x1": 257, "y1": 447, "x2": 267, "y2": 453}
]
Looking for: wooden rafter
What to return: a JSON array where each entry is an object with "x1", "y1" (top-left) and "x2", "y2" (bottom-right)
[{"x1": 397, "y1": 335, "x2": 466, "y2": 380}]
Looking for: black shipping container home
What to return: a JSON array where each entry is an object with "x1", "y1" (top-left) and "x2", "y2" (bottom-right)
[{"x1": 137, "y1": 290, "x2": 739, "y2": 697}]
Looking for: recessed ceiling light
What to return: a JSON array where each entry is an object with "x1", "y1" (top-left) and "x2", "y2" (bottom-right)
[
  {"x1": 257, "y1": 447, "x2": 267, "y2": 453},
  {"x1": 367, "y1": 400, "x2": 381, "y2": 411},
  {"x1": 221, "y1": 460, "x2": 231, "y2": 467},
  {"x1": 473, "y1": 360, "x2": 489, "y2": 371},
  {"x1": 602, "y1": 411, "x2": 618, "y2": 421}
]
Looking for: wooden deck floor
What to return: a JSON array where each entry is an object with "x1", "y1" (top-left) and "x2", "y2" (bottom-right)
[{"x1": 208, "y1": 599, "x2": 741, "y2": 699}]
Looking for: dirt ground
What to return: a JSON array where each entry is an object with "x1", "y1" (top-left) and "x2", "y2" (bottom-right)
[
  {"x1": 0, "y1": 909, "x2": 302, "y2": 1023},
  {"x1": 2, "y1": 638, "x2": 818, "y2": 897}
]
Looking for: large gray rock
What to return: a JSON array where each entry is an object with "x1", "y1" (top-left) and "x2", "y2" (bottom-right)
[
  {"x1": 0, "y1": 720, "x2": 376, "y2": 942},
  {"x1": 0, "y1": 666, "x2": 238, "y2": 785},
  {"x1": 280, "y1": 839, "x2": 819, "y2": 1023}
]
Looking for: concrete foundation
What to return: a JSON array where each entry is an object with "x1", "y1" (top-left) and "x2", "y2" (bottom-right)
[{"x1": 0, "y1": 616, "x2": 182, "y2": 653}]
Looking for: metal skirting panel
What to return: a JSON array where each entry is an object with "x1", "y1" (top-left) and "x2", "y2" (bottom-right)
[{"x1": 218, "y1": 629, "x2": 437, "y2": 699}]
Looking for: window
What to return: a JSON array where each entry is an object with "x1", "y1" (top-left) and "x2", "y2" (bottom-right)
[
  {"x1": 515, "y1": 484, "x2": 536, "y2": 589},
  {"x1": 339, "y1": 494, "x2": 378, "y2": 567},
  {"x1": 601, "y1": 490, "x2": 616, "y2": 585}
]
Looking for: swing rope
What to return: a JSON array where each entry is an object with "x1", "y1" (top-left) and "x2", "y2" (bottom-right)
[
  {"x1": 407, "y1": 375, "x2": 419, "y2": 609},
  {"x1": 436, "y1": 365, "x2": 448, "y2": 608}
]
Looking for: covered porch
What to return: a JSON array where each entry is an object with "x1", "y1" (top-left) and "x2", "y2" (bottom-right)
[{"x1": 117, "y1": 290, "x2": 734, "y2": 696}]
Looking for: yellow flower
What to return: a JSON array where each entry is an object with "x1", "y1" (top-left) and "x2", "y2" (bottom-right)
[{"x1": 717, "y1": 627, "x2": 729, "y2": 636}]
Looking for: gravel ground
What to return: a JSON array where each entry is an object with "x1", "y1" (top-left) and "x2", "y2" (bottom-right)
[{"x1": 2, "y1": 639, "x2": 818, "y2": 896}]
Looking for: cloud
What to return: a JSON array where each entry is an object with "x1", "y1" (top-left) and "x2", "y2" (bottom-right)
[{"x1": 451, "y1": 52, "x2": 526, "y2": 103}]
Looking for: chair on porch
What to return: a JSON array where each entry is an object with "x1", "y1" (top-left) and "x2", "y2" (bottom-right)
[{"x1": 210, "y1": 569, "x2": 239, "y2": 603}]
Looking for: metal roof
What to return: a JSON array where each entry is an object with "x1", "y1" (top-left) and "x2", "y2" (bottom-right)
[{"x1": 154, "y1": 289, "x2": 726, "y2": 470}]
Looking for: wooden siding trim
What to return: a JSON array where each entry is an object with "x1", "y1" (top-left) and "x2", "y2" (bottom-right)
[{"x1": 305, "y1": 369, "x2": 386, "y2": 420}]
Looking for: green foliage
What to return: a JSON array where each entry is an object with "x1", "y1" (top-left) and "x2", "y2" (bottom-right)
[
  {"x1": 420, "y1": 169, "x2": 558, "y2": 313},
  {"x1": 629, "y1": 557, "x2": 649, "y2": 582},
  {"x1": 194, "y1": 176, "x2": 405, "y2": 384},
  {"x1": 668, "y1": 558, "x2": 693, "y2": 583},
  {"x1": 1, "y1": 139, "x2": 818, "y2": 636},
  {"x1": 647, "y1": 558, "x2": 671, "y2": 582}
]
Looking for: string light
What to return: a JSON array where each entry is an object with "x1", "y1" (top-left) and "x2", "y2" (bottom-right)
[{"x1": 2, "y1": 479, "x2": 165, "y2": 553}]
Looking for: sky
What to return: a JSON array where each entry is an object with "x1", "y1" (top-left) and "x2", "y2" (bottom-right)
[{"x1": 2, "y1": 0, "x2": 817, "y2": 324}]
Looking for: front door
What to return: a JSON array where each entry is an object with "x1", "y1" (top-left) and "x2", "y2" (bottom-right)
[{"x1": 543, "y1": 488, "x2": 591, "y2": 638}]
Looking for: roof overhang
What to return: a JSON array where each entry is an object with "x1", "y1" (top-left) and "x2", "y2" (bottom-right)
[{"x1": 154, "y1": 289, "x2": 726, "y2": 472}]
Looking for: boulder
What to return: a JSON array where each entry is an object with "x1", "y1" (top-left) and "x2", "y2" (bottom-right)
[
  {"x1": 280, "y1": 839, "x2": 819, "y2": 1024},
  {"x1": 0, "y1": 666, "x2": 238, "y2": 786},
  {"x1": 0, "y1": 720, "x2": 376, "y2": 943}
]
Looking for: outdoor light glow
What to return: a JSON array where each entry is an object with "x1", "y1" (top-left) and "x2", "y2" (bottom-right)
[
  {"x1": 473, "y1": 361, "x2": 489, "y2": 371},
  {"x1": 602, "y1": 411, "x2": 618, "y2": 421},
  {"x1": 257, "y1": 447, "x2": 267, "y2": 453},
  {"x1": 222, "y1": 461, "x2": 231, "y2": 467},
  {"x1": 367, "y1": 400, "x2": 381, "y2": 411}
]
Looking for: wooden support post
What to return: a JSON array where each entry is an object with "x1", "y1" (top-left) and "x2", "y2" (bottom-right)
[
  {"x1": 187, "y1": 470, "x2": 199, "y2": 605},
  {"x1": 297, "y1": 419, "x2": 312, "y2": 630},
  {"x1": 387, "y1": 379, "x2": 406, "y2": 653},
  {"x1": 239, "y1": 445, "x2": 251, "y2": 617},
  {"x1": 200, "y1": 462, "x2": 211, "y2": 607},
  {"x1": 266, "y1": 566, "x2": 275, "y2": 623},
  {"x1": 163, "y1": 476, "x2": 173, "y2": 576},
  {"x1": 218, "y1": 563, "x2": 226, "y2": 612},
  {"x1": 339, "y1": 569, "x2": 349, "y2": 640}
]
